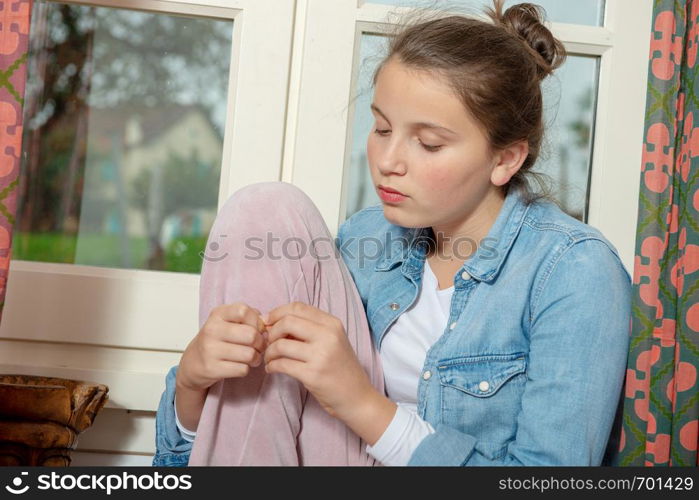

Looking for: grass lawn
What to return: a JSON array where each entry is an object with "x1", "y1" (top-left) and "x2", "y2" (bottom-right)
[{"x1": 12, "y1": 232, "x2": 208, "y2": 273}]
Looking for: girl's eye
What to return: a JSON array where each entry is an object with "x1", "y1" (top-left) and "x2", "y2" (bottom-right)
[
  {"x1": 373, "y1": 129, "x2": 443, "y2": 153},
  {"x1": 421, "y1": 142, "x2": 442, "y2": 152}
]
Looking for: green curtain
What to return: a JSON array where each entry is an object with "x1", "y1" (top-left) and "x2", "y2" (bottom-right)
[
  {"x1": 0, "y1": 0, "x2": 33, "y2": 322},
  {"x1": 616, "y1": 0, "x2": 699, "y2": 466}
]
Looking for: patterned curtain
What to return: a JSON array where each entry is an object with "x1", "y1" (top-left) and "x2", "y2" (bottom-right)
[
  {"x1": 0, "y1": 0, "x2": 33, "y2": 322},
  {"x1": 616, "y1": 0, "x2": 699, "y2": 466}
]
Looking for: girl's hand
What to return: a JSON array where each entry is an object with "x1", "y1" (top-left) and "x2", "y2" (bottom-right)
[
  {"x1": 177, "y1": 302, "x2": 268, "y2": 392},
  {"x1": 262, "y1": 302, "x2": 376, "y2": 421}
]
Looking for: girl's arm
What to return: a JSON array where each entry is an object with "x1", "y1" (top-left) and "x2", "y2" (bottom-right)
[
  {"x1": 406, "y1": 238, "x2": 632, "y2": 466},
  {"x1": 174, "y1": 373, "x2": 208, "y2": 433}
]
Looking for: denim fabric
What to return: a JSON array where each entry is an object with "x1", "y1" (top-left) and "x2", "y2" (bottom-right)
[
  {"x1": 152, "y1": 366, "x2": 191, "y2": 466},
  {"x1": 153, "y1": 185, "x2": 631, "y2": 466},
  {"x1": 338, "y1": 187, "x2": 632, "y2": 466}
]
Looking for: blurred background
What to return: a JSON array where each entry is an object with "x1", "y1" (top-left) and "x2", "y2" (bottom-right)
[{"x1": 14, "y1": 2, "x2": 232, "y2": 273}]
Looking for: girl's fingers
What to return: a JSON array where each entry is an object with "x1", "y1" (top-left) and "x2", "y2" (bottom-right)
[
  {"x1": 217, "y1": 323, "x2": 267, "y2": 353},
  {"x1": 256, "y1": 314, "x2": 267, "y2": 335},
  {"x1": 216, "y1": 302, "x2": 262, "y2": 330},
  {"x1": 265, "y1": 302, "x2": 338, "y2": 330},
  {"x1": 266, "y1": 314, "x2": 321, "y2": 344},
  {"x1": 249, "y1": 307, "x2": 268, "y2": 334},
  {"x1": 264, "y1": 337, "x2": 310, "y2": 364},
  {"x1": 217, "y1": 342, "x2": 263, "y2": 367}
]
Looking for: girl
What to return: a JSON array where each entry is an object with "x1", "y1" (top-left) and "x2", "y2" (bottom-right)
[{"x1": 153, "y1": 0, "x2": 631, "y2": 466}]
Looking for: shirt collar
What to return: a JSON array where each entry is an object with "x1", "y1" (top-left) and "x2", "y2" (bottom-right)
[{"x1": 374, "y1": 186, "x2": 530, "y2": 283}]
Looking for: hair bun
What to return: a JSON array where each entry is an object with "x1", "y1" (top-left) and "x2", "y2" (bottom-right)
[{"x1": 486, "y1": 1, "x2": 566, "y2": 80}]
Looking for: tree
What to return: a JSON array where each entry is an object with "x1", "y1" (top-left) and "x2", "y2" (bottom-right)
[{"x1": 17, "y1": 2, "x2": 230, "y2": 241}]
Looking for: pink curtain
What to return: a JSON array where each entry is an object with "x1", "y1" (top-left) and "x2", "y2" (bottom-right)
[{"x1": 0, "y1": 0, "x2": 33, "y2": 321}]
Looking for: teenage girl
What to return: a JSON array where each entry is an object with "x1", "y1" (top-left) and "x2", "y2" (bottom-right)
[{"x1": 153, "y1": 0, "x2": 631, "y2": 466}]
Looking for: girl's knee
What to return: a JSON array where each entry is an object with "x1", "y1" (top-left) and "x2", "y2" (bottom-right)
[
  {"x1": 213, "y1": 182, "x2": 319, "y2": 239},
  {"x1": 225, "y1": 182, "x2": 313, "y2": 212}
]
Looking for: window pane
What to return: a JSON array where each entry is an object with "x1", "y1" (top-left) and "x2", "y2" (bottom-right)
[
  {"x1": 367, "y1": 0, "x2": 605, "y2": 27},
  {"x1": 13, "y1": 1, "x2": 233, "y2": 273},
  {"x1": 345, "y1": 34, "x2": 598, "y2": 222}
]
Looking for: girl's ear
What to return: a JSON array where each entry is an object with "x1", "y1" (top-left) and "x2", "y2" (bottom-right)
[{"x1": 490, "y1": 140, "x2": 529, "y2": 186}]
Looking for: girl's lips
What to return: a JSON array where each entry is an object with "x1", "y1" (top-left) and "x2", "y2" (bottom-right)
[
  {"x1": 378, "y1": 185, "x2": 406, "y2": 196},
  {"x1": 378, "y1": 186, "x2": 407, "y2": 203}
]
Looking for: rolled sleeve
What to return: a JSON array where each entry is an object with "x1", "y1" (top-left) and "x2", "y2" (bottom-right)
[
  {"x1": 367, "y1": 403, "x2": 435, "y2": 466},
  {"x1": 152, "y1": 365, "x2": 193, "y2": 467},
  {"x1": 409, "y1": 238, "x2": 632, "y2": 466}
]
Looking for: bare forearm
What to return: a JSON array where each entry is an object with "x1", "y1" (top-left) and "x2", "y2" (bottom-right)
[
  {"x1": 341, "y1": 389, "x2": 397, "y2": 446},
  {"x1": 175, "y1": 375, "x2": 208, "y2": 432}
]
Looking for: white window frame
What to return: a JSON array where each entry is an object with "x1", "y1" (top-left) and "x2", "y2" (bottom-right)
[
  {"x1": 287, "y1": 0, "x2": 653, "y2": 275},
  {"x1": 0, "y1": 0, "x2": 295, "y2": 413}
]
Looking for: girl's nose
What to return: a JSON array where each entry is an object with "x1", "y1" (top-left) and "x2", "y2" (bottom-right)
[{"x1": 375, "y1": 139, "x2": 407, "y2": 176}]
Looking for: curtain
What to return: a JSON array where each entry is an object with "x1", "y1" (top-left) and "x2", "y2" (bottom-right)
[
  {"x1": 0, "y1": 0, "x2": 33, "y2": 322},
  {"x1": 616, "y1": 0, "x2": 699, "y2": 466}
]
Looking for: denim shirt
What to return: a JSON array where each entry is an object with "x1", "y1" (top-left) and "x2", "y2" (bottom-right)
[{"x1": 152, "y1": 186, "x2": 632, "y2": 466}]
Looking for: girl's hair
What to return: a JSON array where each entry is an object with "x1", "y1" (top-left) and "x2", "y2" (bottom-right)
[{"x1": 372, "y1": 0, "x2": 567, "y2": 204}]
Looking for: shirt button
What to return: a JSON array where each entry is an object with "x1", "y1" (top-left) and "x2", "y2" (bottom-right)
[
  {"x1": 422, "y1": 370, "x2": 432, "y2": 380},
  {"x1": 461, "y1": 271, "x2": 471, "y2": 280},
  {"x1": 389, "y1": 302, "x2": 399, "y2": 310},
  {"x1": 478, "y1": 381, "x2": 490, "y2": 392},
  {"x1": 449, "y1": 321, "x2": 457, "y2": 330}
]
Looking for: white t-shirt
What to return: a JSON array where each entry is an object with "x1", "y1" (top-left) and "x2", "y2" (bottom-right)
[
  {"x1": 365, "y1": 258, "x2": 452, "y2": 465},
  {"x1": 175, "y1": 259, "x2": 454, "y2": 466}
]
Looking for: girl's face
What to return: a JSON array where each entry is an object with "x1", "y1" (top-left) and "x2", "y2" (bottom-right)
[{"x1": 367, "y1": 57, "x2": 507, "y2": 230}]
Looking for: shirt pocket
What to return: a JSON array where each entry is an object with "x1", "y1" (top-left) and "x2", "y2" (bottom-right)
[{"x1": 437, "y1": 353, "x2": 527, "y2": 448}]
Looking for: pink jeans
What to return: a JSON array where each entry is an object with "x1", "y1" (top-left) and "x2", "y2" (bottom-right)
[{"x1": 188, "y1": 182, "x2": 385, "y2": 465}]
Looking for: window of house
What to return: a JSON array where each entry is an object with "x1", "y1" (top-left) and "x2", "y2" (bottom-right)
[{"x1": 13, "y1": 1, "x2": 233, "y2": 273}]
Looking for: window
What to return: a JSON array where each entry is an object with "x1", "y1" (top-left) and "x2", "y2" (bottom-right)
[
  {"x1": 0, "y1": 0, "x2": 293, "y2": 412},
  {"x1": 14, "y1": 1, "x2": 232, "y2": 273},
  {"x1": 288, "y1": 0, "x2": 652, "y2": 274},
  {"x1": 370, "y1": 0, "x2": 606, "y2": 26}
]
